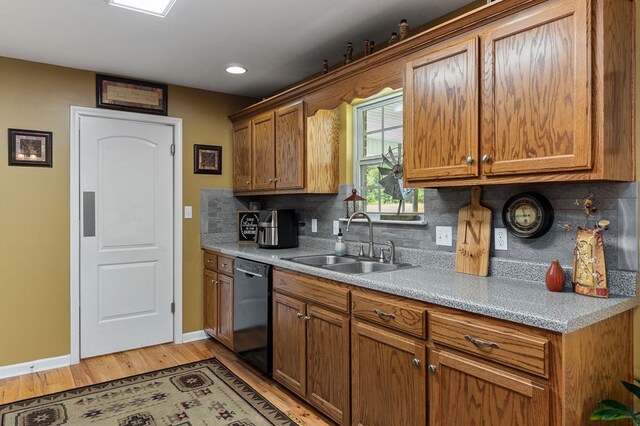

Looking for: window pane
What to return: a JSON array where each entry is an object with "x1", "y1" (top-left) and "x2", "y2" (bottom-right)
[
  {"x1": 363, "y1": 132, "x2": 382, "y2": 157},
  {"x1": 365, "y1": 187, "x2": 380, "y2": 212},
  {"x1": 383, "y1": 127, "x2": 403, "y2": 156},
  {"x1": 364, "y1": 108, "x2": 382, "y2": 133},
  {"x1": 380, "y1": 189, "x2": 398, "y2": 213},
  {"x1": 362, "y1": 165, "x2": 380, "y2": 187},
  {"x1": 384, "y1": 101, "x2": 403, "y2": 128}
]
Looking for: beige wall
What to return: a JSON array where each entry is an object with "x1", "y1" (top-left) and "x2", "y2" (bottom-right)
[
  {"x1": 0, "y1": 57, "x2": 252, "y2": 367},
  {"x1": 635, "y1": 5, "x2": 640, "y2": 405}
]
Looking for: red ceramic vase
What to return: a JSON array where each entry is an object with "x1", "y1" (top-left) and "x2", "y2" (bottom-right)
[{"x1": 545, "y1": 259, "x2": 565, "y2": 292}]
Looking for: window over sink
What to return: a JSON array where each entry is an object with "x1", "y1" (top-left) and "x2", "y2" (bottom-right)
[{"x1": 353, "y1": 92, "x2": 424, "y2": 217}]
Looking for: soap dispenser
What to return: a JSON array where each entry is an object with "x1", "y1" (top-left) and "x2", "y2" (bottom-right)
[{"x1": 335, "y1": 228, "x2": 346, "y2": 256}]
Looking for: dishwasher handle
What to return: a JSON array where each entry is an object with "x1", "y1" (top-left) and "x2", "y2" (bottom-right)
[{"x1": 236, "y1": 267, "x2": 263, "y2": 278}]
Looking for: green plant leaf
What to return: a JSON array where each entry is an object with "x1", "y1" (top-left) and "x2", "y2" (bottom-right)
[
  {"x1": 599, "y1": 399, "x2": 635, "y2": 413},
  {"x1": 590, "y1": 407, "x2": 633, "y2": 421},
  {"x1": 622, "y1": 381, "x2": 640, "y2": 400}
]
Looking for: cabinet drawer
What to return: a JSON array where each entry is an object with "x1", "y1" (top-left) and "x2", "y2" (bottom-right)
[
  {"x1": 273, "y1": 269, "x2": 349, "y2": 313},
  {"x1": 204, "y1": 251, "x2": 217, "y2": 271},
  {"x1": 217, "y1": 256, "x2": 234, "y2": 275},
  {"x1": 429, "y1": 311, "x2": 549, "y2": 377},
  {"x1": 352, "y1": 292, "x2": 426, "y2": 338}
]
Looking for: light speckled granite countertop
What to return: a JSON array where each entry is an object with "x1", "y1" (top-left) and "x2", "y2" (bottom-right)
[{"x1": 202, "y1": 242, "x2": 637, "y2": 334}]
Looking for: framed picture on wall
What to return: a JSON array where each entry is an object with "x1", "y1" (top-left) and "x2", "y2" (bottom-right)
[
  {"x1": 96, "y1": 74, "x2": 168, "y2": 116},
  {"x1": 194, "y1": 144, "x2": 222, "y2": 174},
  {"x1": 8, "y1": 128, "x2": 53, "y2": 167}
]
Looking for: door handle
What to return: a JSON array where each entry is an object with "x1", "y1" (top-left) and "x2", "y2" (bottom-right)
[
  {"x1": 235, "y1": 267, "x2": 263, "y2": 278},
  {"x1": 83, "y1": 191, "x2": 96, "y2": 237}
]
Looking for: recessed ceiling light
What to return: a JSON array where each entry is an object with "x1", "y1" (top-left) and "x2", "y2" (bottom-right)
[
  {"x1": 108, "y1": 0, "x2": 177, "y2": 17},
  {"x1": 226, "y1": 66, "x2": 247, "y2": 75}
]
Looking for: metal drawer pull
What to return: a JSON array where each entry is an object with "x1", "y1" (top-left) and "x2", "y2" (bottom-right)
[
  {"x1": 206, "y1": 259, "x2": 213, "y2": 264},
  {"x1": 412, "y1": 358, "x2": 421, "y2": 367},
  {"x1": 211, "y1": 280, "x2": 218, "y2": 285},
  {"x1": 464, "y1": 335, "x2": 500, "y2": 349},
  {"x1": 222, "y1": 262, "x2": 229, "y2": 268},
  {"x1": 304, "y1": 316, "x2": 311, "y2": 321},
  {"x1": 428, "y1": 364, "x2": 437, "y2": 374},
  {"x1": 296, "y1": 312, "x2": 303, "y2": 319},
  {"x1": 373, "y1": 309, "x2": 396, "y2": 319},
  {"x1": 236, "y1": 267, "x2": 263, "y2": 278}
]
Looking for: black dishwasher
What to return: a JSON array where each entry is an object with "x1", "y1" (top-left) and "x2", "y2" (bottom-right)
[{"x1": 233, "y1": 258, "x2": 272, "y2": 375}]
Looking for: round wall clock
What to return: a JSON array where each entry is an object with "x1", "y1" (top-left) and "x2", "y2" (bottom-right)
[{"x1": 501, "y1": 192, "x2": 554, "y2": 239}]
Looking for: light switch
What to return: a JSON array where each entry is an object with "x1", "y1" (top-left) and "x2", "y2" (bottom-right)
[{"x1": 184, "y1": 206, "x2": 192, "y2": 219}]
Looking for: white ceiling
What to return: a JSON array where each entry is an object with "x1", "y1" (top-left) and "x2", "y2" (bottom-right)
[{"x1": 0, "y1": 0, "x2": 472, "y2": 98}]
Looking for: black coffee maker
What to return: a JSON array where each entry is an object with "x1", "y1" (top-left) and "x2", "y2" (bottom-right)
[{"x1": 256, "y1": 209, "x2": 298, "y2": 249}]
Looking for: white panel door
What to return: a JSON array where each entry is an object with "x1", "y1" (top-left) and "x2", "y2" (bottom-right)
[{"x1": 80, "y1": 116, "x2": 174, "y2": 358}]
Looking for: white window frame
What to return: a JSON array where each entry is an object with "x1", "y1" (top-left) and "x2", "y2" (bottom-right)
[{"x1": 352, "y1": 91, "x2": 423, "y2": 219}]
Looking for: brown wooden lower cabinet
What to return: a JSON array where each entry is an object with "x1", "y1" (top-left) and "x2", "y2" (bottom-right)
[
  {"x1": 351, "y1": 319, "x2": 426, "y2": 426},
  {"x1": 272, "y1": 270, "x2": 351, "y2": 426},
  {"x1": 202, "y1": 250, "x2": 234, "y2": 350},
  {"x1": 428, "y1": 348, "x2": 549, "y2": 426}
]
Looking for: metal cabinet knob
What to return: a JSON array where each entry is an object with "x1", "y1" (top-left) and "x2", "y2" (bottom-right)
[
  {"x1": 428, "y1": 364, "x2": 437, "y2": 374},
  {"x1": 466, "y1": 156, "x2": 474, "y2": 164},
  {"x1": 222, "y1": 263, "x2": 229, "y2": 268},
  {"x1": 296, "y1": 312, "x2": 303, "y2": 319},
  {"x1": 412, "y1": 358, "x2": 421, "y2": 367},
  {"x1": 274, "y1": 178, "x2": 279, "y2": 183},
  {"x1": 481, "y1": 154, "x2": 491, "y2": 163},
  {"x1": 268, "y1": 178, "x2": 273, "y2": 183},
  {"x1": 206, "y1": 259, "x2": 213, "y2": 264},
  {"x1": 245, "y1": 180, "x2": 250, "y2": 185},
  {"x1": 211, "y1": 279, "x2": 218, "y2": 285},
  {"x1": 304, "y1": 316, "x2": 311, "y2": 321}
]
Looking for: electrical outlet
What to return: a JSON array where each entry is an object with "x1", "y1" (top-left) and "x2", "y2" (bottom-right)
[
  {"x1": 436, "y1": 226, "x2": 452, "y2": 246},
  {"x1": 311, "y1": 218, "x2": 318, "y2": 233},
  {"x1": 333, "y1": 220, "x2": 340, "y2": 235},
  {"x1": 184, "y1": 206, "x2": 192, "y2": 219},
  {"x1": 495, "y1": 228, "x2": 508, "y2": 250}
]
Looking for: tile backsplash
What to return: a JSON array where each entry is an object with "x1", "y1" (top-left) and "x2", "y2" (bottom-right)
[{"x1": 201, "y1": 182, "x2": 638, "y2": 272}]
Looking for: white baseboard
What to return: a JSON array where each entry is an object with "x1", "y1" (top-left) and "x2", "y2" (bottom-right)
[
  {"x1": 0, "y1": 354, "x2": 71, "y2": 380},
  {"x1": 182, "y1": 330, "x2": 208, "y2": 343}
]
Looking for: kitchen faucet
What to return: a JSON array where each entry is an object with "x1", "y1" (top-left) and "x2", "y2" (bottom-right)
[{"x1": 346, "y1": 211, "x2": 375, "y2": 259}]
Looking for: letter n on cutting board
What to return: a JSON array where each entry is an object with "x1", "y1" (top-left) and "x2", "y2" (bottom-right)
[{"x1": 455, "y1": 186, "x2": 492, "y2": 276}]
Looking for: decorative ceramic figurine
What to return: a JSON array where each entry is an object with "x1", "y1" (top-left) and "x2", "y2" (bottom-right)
[
  {"x1": 398, "y1": 19, "x2": 410, "y2": 41},
  {"x1": 345, "y1": 42, "x2": 353, "y2": 64},
  {"x1": 561, "y1": 195, "x2": 610, "y2": 298},
  {"x1": 388, "y1": 32, "x2": 398, "y2": 46},
  {"x1": 545, "y1": 259, "x2": 565, "y2": 292},
  {"x1": 322, "y1": 59, "x2": 328, "y2": 74}
]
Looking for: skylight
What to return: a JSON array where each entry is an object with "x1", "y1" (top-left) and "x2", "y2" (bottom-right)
[{"x1": 108, "y1": 0, "x2": 177, "y2": 17}]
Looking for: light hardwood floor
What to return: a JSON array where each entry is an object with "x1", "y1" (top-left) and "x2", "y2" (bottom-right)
[{"x1": 0, "y1": 338, "x2": 332, "y2": 425}]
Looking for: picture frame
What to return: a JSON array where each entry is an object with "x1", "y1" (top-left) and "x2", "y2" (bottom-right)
[
  {"x1": 96, "y1": 74, "x2": 168, "y2": 116},
  {"x1": 237, "y1": 211, "x2": 259, "y2": 243},
  {"x1": 8, "y1": 128, "x2": 53, "y2": 167},
  {"x1": 194, "y1": 144, "x2": 222, "y2": 175}
]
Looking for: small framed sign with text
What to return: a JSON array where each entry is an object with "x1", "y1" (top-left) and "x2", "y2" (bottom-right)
[{"x1": 237, "y1": 211, "x2": 259, "y2": 243}]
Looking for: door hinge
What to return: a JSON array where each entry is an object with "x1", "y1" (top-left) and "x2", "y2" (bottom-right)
[
  {"x1": 171, "y1": 302, "x2": 175, "y2": 314},
  {"x1": 170, "y1": 144, "x2": 175, "y2": 155}
]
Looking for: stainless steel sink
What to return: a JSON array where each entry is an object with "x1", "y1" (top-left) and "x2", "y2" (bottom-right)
[
  {"x1": 287, "y1": 254, "x2": 358, "y2": 267},
  {"x1": 286, "y1": 254, "x2": 414, "y2": 275},
  {"x1": 323, "y1": 261, "x2": 399, "y2": 274}
]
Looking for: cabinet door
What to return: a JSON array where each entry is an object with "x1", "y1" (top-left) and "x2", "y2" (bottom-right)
[
  {"x1": 273, "y1": 292, "x2": 307, "y2": 398},
  {"x1": 306, "y1": 304, "x2": 350, "y2": 425},
  {"x1": 217, "y1": 274, "x2": 234, "y2": 349},
  {"x1": 232, "y1": 120, "x2": 252, "y2": 191},
  {"x1": 352, "y1": 319, "x2": 426, "y2": 426},
  {"x1": 429, "y1": 349, "x2": 549, "y2": 426},
  {"x1": 203, "y1": 270, "x2": 218, "y2": 338},
  {"x1": 275, "y1": 101, "x2": 305, "y2": 190},
  {"x1": 251, "y1": 111, "x2": 276, "y2": 190},
  {"x1": 481, "y1": 0, "x2": 590, "y2": 176},
  {"x1": 404, "y1": 37, "x2": 479, "y2": 180}
]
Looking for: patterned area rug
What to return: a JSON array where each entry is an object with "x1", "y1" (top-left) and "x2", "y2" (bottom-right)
[{"x1": 0, "y1": 358, "x2": 297, "y2": 426}]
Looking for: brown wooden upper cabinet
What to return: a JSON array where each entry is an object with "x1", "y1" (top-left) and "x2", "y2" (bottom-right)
[
  {"x1": 404, "y1": 37, "x2": 479, "y2": 181},
  {"x1": 403, "y1": 0, "x2": 634, "y2": 187},
  {"x1": 232, "y1": 100, "x2": 339, "y2": 195}
]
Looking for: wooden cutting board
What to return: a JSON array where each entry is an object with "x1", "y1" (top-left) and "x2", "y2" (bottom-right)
[{"x1": 455, "y1": 186, "x2": 492, "y2": 276}]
